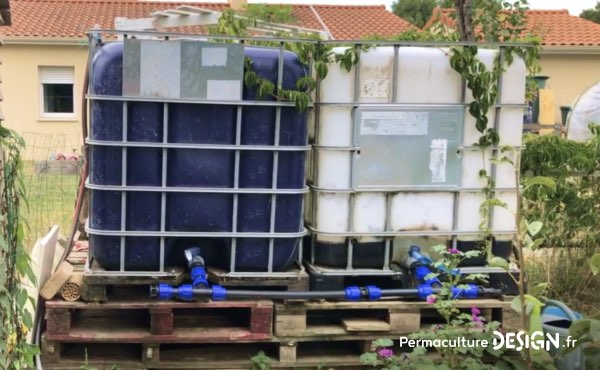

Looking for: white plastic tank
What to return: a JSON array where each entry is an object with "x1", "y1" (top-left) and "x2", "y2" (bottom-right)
[{"x1": 309, "y1": 46, "x2": 526, "y2": 268}]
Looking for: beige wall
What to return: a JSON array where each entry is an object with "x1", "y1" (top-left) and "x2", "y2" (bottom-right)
[
  {"x1": 539, "y1": 53, "x2": 600, "y2": 123},
  {"x1": 1, "y1": 43, "x2": 87, "y2": 159}
]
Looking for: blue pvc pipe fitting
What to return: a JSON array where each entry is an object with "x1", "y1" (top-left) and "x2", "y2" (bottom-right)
[
  {"x1": 366, "y1": 286, "x2": 382, "y2": 300},
  {"x1": 178, "y1": 284, "x2": 194, "y2": 301},
  {"x1": 417, "y1": 284, "x2": 435, "y2": 300},
  {"x1": 345, "y1": 286, "x2": 361, "y2": 301},
  {"x1": 191, "y1": 266, "x2": 209, "y2": 288},
  {"x1": 414, "y1": 265, "x2": 442, "y2": 286},
  {"x1": 212, "y1": 285, "x2": 227, "y2": 301},
  {"x1": 157, "y1": 283, "x2": 174, "y2": 300},
  {"x1": 451, "y1": 284, "x2": 479, "y2": 299}
]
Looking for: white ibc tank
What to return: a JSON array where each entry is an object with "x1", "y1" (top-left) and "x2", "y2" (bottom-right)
[{"x1": 310, "y1": 46, "x2": 526, "y2": 267}]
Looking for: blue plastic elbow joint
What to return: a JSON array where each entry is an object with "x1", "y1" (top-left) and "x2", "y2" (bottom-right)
[
  {"x1": 414, "y1": 265, "x2": 442, "y2": 286},
  {"x1": 191, "y1": 266, "x2": 209, "y2": 288}
]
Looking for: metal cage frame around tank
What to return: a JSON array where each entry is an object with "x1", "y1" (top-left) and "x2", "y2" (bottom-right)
[
  {"x1": 306, "y1": 40, "x2": 531, "y2": 275},
  {"x1": 83, "y1": 30, "x2": 531, "y2": 278},
  {"x1": 84, "y1": 30, "x2": 320, "y2": 278}
]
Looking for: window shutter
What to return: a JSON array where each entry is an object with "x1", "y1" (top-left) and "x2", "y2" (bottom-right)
[{"x1": 40, "y1": 67, "x2": 74, "y2": 84}]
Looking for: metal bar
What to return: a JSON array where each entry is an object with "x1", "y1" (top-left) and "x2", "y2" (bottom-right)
[
  {"x1": 88, "y1": 31, "x2": 534, "y2": 47},
  {"x1": 120, "y1": 101, "x2": 128, "y2": 272},
  {"x1": 267, "y1": 42, "x2": 286, "y2": 273},
  {"x1": 85, "y1": 140, "x2": 309, "y2": 151},
  {"x1": 345, "y1": 43, "x2": 362, "y2": 271},
  {"x1": 159, "y1": 102, "x2": 169, "y2": 273},
  {"x1": 306, "y1": 262, "x2": 404, "y2": 277},
  {"x1": 392, "y1": 45, "x2": 399, "y2": 102},
  {"x1": 307, "y1": 185, "x2": 519, "y2": 193},
  {"x1": 223, "y1": 271, "x2": 306, "y2": 278},
  {"x1": 310, "y1": 234, "x2": 316, "y2": 264},
  {"x1": 305, "y1": 227, "x2": 515, "y2": 237},
  {"x1": 383, "y1": 192, "x2": 392, "y2": 270},
  {"x1": 231, "y1": 102, "x2": 243, "y2": 273},
  {"x1": 231, "y1": 38, "x2": 247, "y2": 273},
  {"x1": 311, "y1": 144, "x2": 522, "y2": 151},
  {"x1": 86, "y1": 227, "x2": 308, "y2": 238},
  {"x1": 313, "y1": 102, "x2": 529, "y2": 108},
  {"x1": 87, "y1": 94, "x2": 312, "y2": 107},
  {"x1": 85, "y1": 182, "x2": 309, "y2": 194},
  {"x1": 488, "y1": 47, "x2": 506, "y2": 234},
  {"x1": 454, "y1": 49, "x2": 469, "y2": 254}
]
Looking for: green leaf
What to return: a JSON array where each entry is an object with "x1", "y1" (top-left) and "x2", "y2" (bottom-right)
[
  {"x1": 528, "y1": 282, "x2": 548, "y2": 297},
  {"x1": 359, "y1": 352, "x2": 378, "y2": 366},
  {"x1": 590, "y1": 253, "x2": 600, "y2": 275},
  {"x1": 488, "y1": 256, "x2": 509, "y2": 271},
  {"x1": 569, "y1": 319, "x2": 591, "y2": 339},
  {"x1": 527, "y1": 221, "x2": 543, "y2": 237},
  {"x1": 373, "y1": 338, "x2": 394, "y2": 347},
  {"x1": 524, "y1": 176, "x2": 557, "y2": 193}
]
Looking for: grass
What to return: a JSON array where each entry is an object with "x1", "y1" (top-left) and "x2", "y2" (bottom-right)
[{"x1": 21, "y1": 160, "x2": 81, "y2": 248}]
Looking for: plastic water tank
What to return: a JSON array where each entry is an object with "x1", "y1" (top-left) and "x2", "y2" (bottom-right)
[
  {"x1": 308, "y1": 46, "x2": 526, "y2": 268},
  {"x1": 88, "y1": 42, "x2": 307, "y2": 271}
]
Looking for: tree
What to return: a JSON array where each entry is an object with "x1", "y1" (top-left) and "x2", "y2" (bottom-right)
[
  {"x1": 580, "y1": 2, "x2": 600, "y2": 24},
  {"x1": 391, "y1": 0, "x2": 438, "y2": 28}
]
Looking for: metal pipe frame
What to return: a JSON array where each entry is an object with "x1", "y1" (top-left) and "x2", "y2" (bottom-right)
[
  {"x1": 86, "y1": 33, "x2": 527, "y2": 277},
  {"x1": 306, "y1": 44, "x2": 521, "y2": 274}
]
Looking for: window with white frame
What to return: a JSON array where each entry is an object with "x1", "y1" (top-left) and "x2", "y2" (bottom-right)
[{"x1": 39, "y1": 66, "x2": 75, "y2": 118}]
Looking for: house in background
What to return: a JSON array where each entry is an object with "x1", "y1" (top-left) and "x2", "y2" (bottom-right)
[
  {"x1": 0, "y1": 0, "x2": 411, "y2": 158},
  {"x1": 427, "y1": 8, "x2": 600, "y2": 123}
]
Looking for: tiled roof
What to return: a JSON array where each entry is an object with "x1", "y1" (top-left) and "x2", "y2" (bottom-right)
[
  {"x1": 426, "y1": 7, "x2": 600, "y2": 46},
  {"x1": 0, "y1": 0, "x2": 413, "y2": 40}
]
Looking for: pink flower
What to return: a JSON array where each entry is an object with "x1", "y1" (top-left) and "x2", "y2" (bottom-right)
[
  {"x1": 471, "y1": 307, "x2": 484, "y2": 328},
  {"x1": 426, "y1": 295, "x2": 437, "y2": 304},
  {"x1": 377, "y1": 348, "x2": 394, "y2": 358},
  {"x1": 448, "y1": 248, "x2": 461, "y2": 255}
]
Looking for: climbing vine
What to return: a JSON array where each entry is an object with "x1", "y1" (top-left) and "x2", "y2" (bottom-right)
[
  {"x1": 207, "y1": 8, "x2": 368, "y2": 111},
  {"x1": 0, "y1": 129, "x2": 39, "y2": 369}
]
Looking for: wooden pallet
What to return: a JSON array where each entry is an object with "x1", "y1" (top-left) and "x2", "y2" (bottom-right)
[
  {"x1": 207, "y1": 267, "x2": 310, "y2": 292},
  {"x1": 81, "y1": 259, "x2": 186, "y2": 302},
  {"x1": 44, "y1": 298, "x2": 273, "y2": 343},
  {"x1": 41, "y1": 336, "x2": 376, "y2": 369},
  {"x1": 275, "y1": 298, "x2": 520, "y2": 337}
]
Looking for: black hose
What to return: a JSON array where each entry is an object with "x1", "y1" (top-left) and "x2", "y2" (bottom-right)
[
  {"x1": 168, "y1": 287, "x2": 502, "y2": 300},
  {"x1": 193, "y1": 288, "x2": 347, "y2": 300}
]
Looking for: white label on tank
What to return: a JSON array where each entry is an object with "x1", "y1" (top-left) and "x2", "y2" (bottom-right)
[
  {"x1": 202, "y1": 47, "x2": 228, "y2": 67},
  {"x1": 360, "y1": 111, "x2": 429, "y2": 135},
  {"x1": 361, "y1": 79, "x2": 390, "y2": 98},
  {"x1": 207, "y1": 80, "x2": 242, "y2": 100},
  {"x1": 429, "y1": 139, "x2": 447, "y2": 183}
]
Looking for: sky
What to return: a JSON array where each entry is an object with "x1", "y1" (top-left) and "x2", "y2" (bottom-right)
[{"x1": 176, "y1": 0, "x2": 598, "y2": 16}]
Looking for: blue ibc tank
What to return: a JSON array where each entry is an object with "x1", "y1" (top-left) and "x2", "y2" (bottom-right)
[{"x1": 89, "y1": 42, "x2": 307, "y2": 271}]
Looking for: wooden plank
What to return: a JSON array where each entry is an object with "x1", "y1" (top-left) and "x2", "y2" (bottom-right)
[
  {"x1": 388, "y1": 309, "x2": 421, "y2": 332},
  {"x1": 341, "y1": 318, "x2": 390, "y2": 332},
  {"x1": 40, "y1": 261, "x2": 74, "y2": 300},
  {"x1": 274, "y1": 309, "x2": 306, "y2": 336},
  {"x1": 276, "y1": 298, "x2": 506, "y2": 310},
  {"x1": 207, "y1": 267, "x2": 309, "y2": 291}
]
